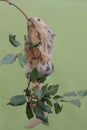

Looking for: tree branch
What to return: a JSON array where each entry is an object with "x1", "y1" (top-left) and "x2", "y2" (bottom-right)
[{"x1": 0, "y1": 0, "x2": 29, "y2": 21}]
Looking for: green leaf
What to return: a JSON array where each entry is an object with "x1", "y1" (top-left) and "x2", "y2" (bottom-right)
[
  {"x1": 46, "y1": 84, "x2": 59, "y2": 96},
  {"x1": 18, "y1": 53, "x2": 26, "y2": 67},
  {"x1": 42, "y1": 121, "x2": 49, "y2": 126},
  {"x1": 36, "y1": 113, "x2": 48, "y2": 123},
  {"x1": 77, "y1": 90, "x2": 87, "y2": 97},
  {"x1": 69, "y1": 100, "x2": 81, "y2": 107},
  {"x1": 37, "y1": 76, "x2": 46, "y2": 83},
  {"x1": 30, "y1": 68, "x2": 38, "y2": 80},
  {"x1": 7, "y1": 95, "x2": 26, "y2": 106},
  {"x1": 24, "y1": 35, "x2": 27, "y2": 40},
  {"x1": 9, "y1": 34, "x2": 21, "y2": 47},
  {"x1": 38, "y1": 101, "x2": 52, "y2": 113},
  {"x1": 34, "y1": 89, "x2": 43, "y2": 100},
  {"x1": 53, "y1": 95, "x2": 64, "y2": 103},
  {"x1": 26, "y1": 104, "x2": 34, "y2": 120},
  {"x1": 33, "y1": 104, "x2": 48, "y2": 123},
  {"x1": 31, "y1": 42, "x2": 41, "y2": 48},
  {"x1": 0, "y1": 54, "x2": 16, "y2": 64},
  {"x1": 54, "y1": 103, "x2": 63, "y2": 114},
  {"x1": 44, "y1": 98, "x2": 53, "y2": 107},
  {"x1": 63, "y1": 91, "x2": 76, "y2": 97},
  {"x1": 28, "y1": 41, "x2": 41, "y2": 48},
  {"x1": 42, "y1": 84, "x2": 48, "y2": 93}
]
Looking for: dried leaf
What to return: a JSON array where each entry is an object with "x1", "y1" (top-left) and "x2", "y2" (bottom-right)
[{"x1": 25, "y1": 118, "x2": 42, "y2": 129}]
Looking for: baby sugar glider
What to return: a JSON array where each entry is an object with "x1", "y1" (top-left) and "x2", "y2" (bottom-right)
[
  {"x1": 25, "y1": 17, "x2": 55, "y2": 79},
  {"x1": 29, "y1": 17, "x2": 55, "y2": 76}
]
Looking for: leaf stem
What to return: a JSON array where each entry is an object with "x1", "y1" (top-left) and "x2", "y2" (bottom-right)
[{"x1": 0, "y1": 0, "x2": 29, "y2": 21}]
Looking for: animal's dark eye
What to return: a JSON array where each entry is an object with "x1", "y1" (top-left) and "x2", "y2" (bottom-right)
[{"x1": 37, "y1": 18, "x2": 41, "y2": 21}]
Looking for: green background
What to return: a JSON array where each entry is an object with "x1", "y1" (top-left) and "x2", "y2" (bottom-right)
[{"x1": 0, "y1": 0, "x2": 87, "y2": 130}]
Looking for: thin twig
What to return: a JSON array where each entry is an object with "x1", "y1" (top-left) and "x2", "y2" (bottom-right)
[{"x1": 0, "y1": 0, "x2": 29, "y2": 21}]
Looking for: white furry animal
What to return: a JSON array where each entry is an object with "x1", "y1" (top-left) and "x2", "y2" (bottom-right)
[
  {"x1": 25, "y1": 17, "x2": 55, "y2": 79},
  {"x1": 37, "y1": 61, "x2": 54, "y2": 78}
]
